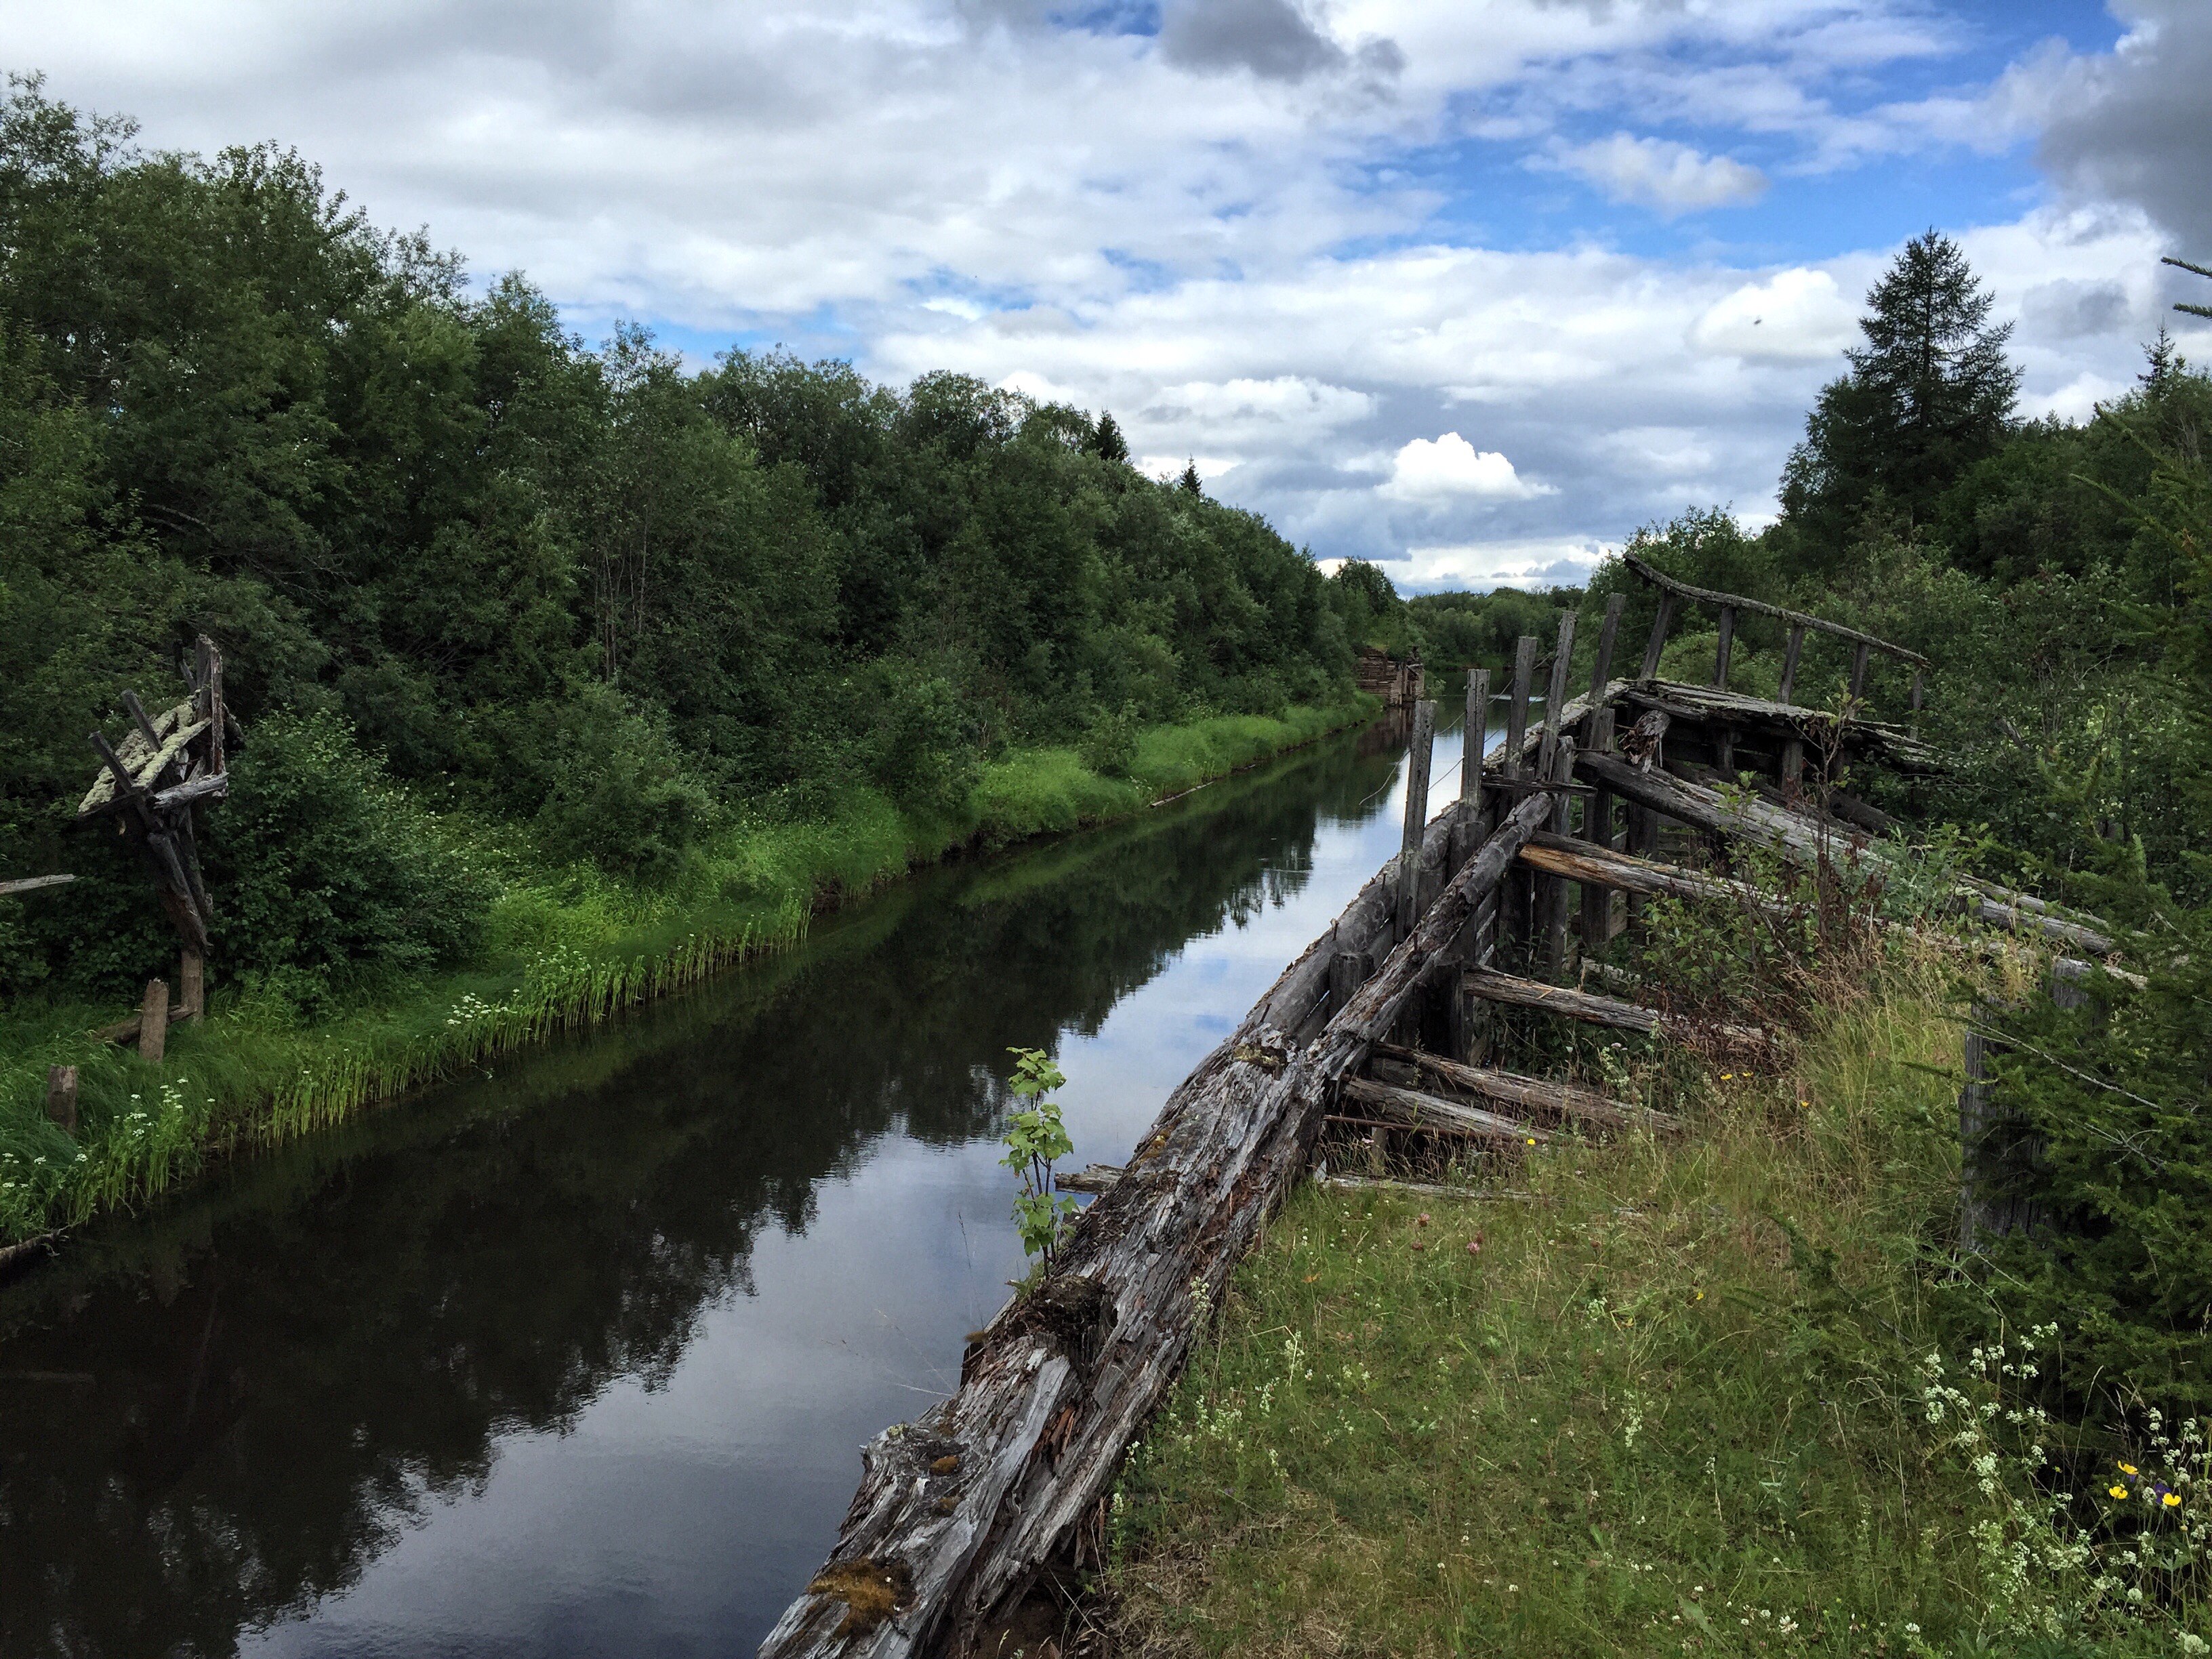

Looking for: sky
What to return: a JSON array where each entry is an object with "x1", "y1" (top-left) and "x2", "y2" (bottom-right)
[{"x1": 7, "y1": 1, "x2": 2209, "y2": 592}]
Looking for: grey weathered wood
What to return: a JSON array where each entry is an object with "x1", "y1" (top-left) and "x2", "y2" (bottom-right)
[
  {"x1": 180, "y1": 947, "x2": 205, "y2": 1021},
  {"x1": 757, "y1": 791, "x2": 1552, "y2": 1659},
  {"x1": 1540, "y1": 737, "x2": 1575, "y2": 979},
  {"x1": 1461, "y1": 669, "x2": 1489, "y2": 802},
  {"x1": 1848, "y1": 640, "x2": 1871, "y2": 701},
  {"x1": 1341, "y1": 1075, "x2": 1549, "y2": 1143},
  {"x1": 45, "y1": 1066, "x2": 78, "y2": 1135},
  {"x1": 1778, "y1": 624, "x2": 1805, "y2": 706},
  {"x1": 1617, "y1": 682, "x2": 1941, "y2": 775},
  {"x1": 0, "y1": 874, "x2": 75, "y2": 897},
  {"x1": 1580, "y1": 709, "x2": 1618, "y2": 948},
  {"x1": 1054, "y1": 1166, "x2": 1124, "y2": 1195},
  {"x1": 138, "y1": 978, "x2": 171, "y2": 1062},
  {"x1": 1504, "y1": 636, "x2": 1537, "y2": 778},
  {"x1": 1639, "y1": 592, "x2": 1675, "y2": 680},
  {"x1": 122, "y1": 689, "x2": 163, "y2": 753},
  {"x1": 1464, "y1": 964, "x2": 1659, "y2": 1034},
  {"x1": 1584, "y1": 594, "x2": 1625, "y2": 722},
  {"x1": 1713, "y1": 604, "x2": 1736, "y2": 689},
  {"x1": 1536, "y1": 611, "x2": 1576, "y2": 779},
  {"x1": 1624, "y1": 554, "x2": 1928, "y2": 667},
  {"x1": 89, "y1": 731, "x2": 144, "y2": 811},
  {"x1": 1371, "y1": 1042, "x2": 1664, "y2": 1131},
  {"x1": 1397, "y1": 699, "x2": 1436, "y2": 937},
  {"x1": 196, "y1": 635, "x2": 226, "y2": 777},
  {"x1": 152, "y1": 773, "x2": 229, "y2": 810}
]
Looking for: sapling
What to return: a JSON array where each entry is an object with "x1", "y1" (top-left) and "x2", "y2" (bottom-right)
[{"x1": 1002, "y1": 1046, "x2": 1077, "y2": 1273}]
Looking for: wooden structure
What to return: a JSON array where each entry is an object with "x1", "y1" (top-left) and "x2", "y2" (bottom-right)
[
  {"x1": 69, "y1": 635, "x2": 234, "y2": 1054},
  {"x1": 1354, "y1": 646, "x2": 1425, "y2": 709},
  {"x1": 760, "y1": 573, "x2": 2118, "y2": 1658}
]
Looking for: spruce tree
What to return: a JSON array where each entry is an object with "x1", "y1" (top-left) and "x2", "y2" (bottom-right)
[
  {"x1": 1091, "y1": 410, "x2": 1130, "y2": 464},
  {"x1": 1779, "y1": 230, "x2": 2020, "y2": 562},
  {"x1": 1178, "y1": 458, "x2": 1202, "y2": 497}
]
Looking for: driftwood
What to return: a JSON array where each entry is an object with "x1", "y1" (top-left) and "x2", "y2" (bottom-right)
[
  {"x1": 1371, "y1": 1042, "x2": 1668, "y2": 1132},
  {"x1": 1340, "y1": 1075, "x2": 1550, "y2": 1143},
  {"x1": 760, "y1": 787, "x2": 1555, "y2": 1658}
]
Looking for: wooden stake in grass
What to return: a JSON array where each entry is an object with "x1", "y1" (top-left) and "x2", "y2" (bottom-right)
[
  {"x1": 45, "y1": 1066, "x2": 79, "y2": 1135},
  {"x1": 138, "y1": 977, "x2": 170, "y2": 1062}
]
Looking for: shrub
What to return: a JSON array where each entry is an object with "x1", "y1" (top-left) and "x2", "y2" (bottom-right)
[{"x1": 531, "y1": 682, "x2": 712, "y2": 884}]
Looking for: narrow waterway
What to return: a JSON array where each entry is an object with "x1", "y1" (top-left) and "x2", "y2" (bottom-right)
[{"x1": 0, "y1": 710, "x2": 1483, "y2": 1659}]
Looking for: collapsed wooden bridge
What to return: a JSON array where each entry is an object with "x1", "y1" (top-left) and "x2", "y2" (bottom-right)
[{"x1": 760, "y1": 570, "x2": 2110, "y2": 1659}]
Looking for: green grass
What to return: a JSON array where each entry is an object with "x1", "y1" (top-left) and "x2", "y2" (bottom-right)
[
  {"x1": 1109, "y1": 946, "x2": 2212, "y2": 1658},
  {"x1": 0, "y1": 697, "x2": 1372, "y2": 1247}
]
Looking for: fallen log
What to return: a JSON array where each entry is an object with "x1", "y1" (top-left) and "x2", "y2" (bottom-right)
[
  {"x1": 758, "y1": 788, "x2": 1557, "y2": 1658},
  {"x1": 1313, "y1": 1174, "x2": 1537, "y2": 1202},
  {"x1": 0, "y1": 874, "x2": 74, "y2": 897},
  {"x1": 1340, "y1": 1075, "x2": 1549, "y2": 1143},
  {"x1": 1463, "y1": 964, "x2": 1771, "y2": 1050},
  {"x1": 1371, "y1": 1041, "x2": 1671, "y2": 1132}
]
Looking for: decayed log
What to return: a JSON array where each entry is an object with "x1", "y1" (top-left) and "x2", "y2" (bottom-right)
[
  {"x1": 1370, "y1": 1041, "x2": 1668, "y2": 1132},
  {"x1": 1620, "y1": 682, "x2": 1940, "y2": 776},
  {"x1": 1517, "y1": 832, "x2": 1763, "y2": 909},
  {"x1": 1622, "y1": 555, "x2": 1929, "y2": 668},
  {"x1": 1054, "y1": 1166, "x2": 1124, "y2": 1195},
  {"x1": 1340, "y1": 1075, "x2": 1549, "y2": 1143},
  {"x1": 758, "y1": 790, "x2": 1556, "y2": 1659},
  {"x1": 1463, "y1": 965, "x2": 1662, "y2": 1034},
  {"x1": 0, "y1": 874, "x2": 75, "y2": 897},
  {"x1": 1957, "y1": 894, "x2": 2113, "y2": 956},
  {"x1": 1313, "y1": 1174, "x2": 1533, "y2": 1202}
]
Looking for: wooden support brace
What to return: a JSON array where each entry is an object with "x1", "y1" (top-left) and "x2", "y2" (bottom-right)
[
  {"x1": 1372, "y1": 1042, "x2": 1666, "y2": 1132},
  {"x1": 138, "y1": 978, "x2": 171, "y2": 1062},
  {"x1": 1537, "y1": 611, "x2": 1576, "y2": 779},
  {"x1": 1638, "y1": 592, "x2": 1675, "y2": 680},
  {"x1": 1504, "y1": 636, "x2": 1537, "y2": 778},
  {"x1": 1849, "y1": 640, "x2": 1871, "y2": 701},
  {"x1": 1397, "y1": 699, "x2": 1436, "y2": 937},
  {"x1": 1581, "y1": 593, "x2": 1625, "y2": 746},
  {"x1": 1778, "y1": 624, "x2": 1805, "y2": 707},
  {"x1": 1462, "y1": 668, "x2": 1489, "y2": 802},
  {"x1": 1340, "y1": 1075, "x2": 1549, "y2": 1144},
  {"x1": 1713, "y1": 604, "x2": 1736, "y2": 689}
]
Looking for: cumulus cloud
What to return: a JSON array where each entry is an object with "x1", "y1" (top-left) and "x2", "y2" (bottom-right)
[
  {"x1": 2036, "y1": 1, "x2": 2212, "y2": 252},
  {"x1": 1382, "y1": 434, "x2": 1551, "y2": 502},
  {"x1": 1158, "y1": 0, "x2": 1401, "y2": 84},
  {"x1": 1691, "y1": 268, "x2": 1858, "y2": 361},
  {"x1": 1548, "y1": 133, "x2": 1769, "y2": 216}
]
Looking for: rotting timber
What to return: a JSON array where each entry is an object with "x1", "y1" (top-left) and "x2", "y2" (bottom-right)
[{"x1": 760, "y1": 571, "x2": 2125, "y2": 1659}]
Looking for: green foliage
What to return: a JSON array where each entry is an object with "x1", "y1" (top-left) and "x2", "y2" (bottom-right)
[
  {"x1": 1406, "y1": 584, "x2": 1574, "y2": 670},
  {"x1": 1002, "y1": 1046, "x2": 1076, "y2": 1268},
  {"x1": 530, "y1": 682, "x2": 712, "y2": 884}
]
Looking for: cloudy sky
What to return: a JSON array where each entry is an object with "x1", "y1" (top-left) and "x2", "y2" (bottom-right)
[{"x1": 11, "y1": 1, "x2": 2208, "y2": 590}]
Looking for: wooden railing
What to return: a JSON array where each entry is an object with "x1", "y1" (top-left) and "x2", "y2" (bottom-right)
[{"x1": 1624, "y1": 554, "x2": 1927, "y2": 714}]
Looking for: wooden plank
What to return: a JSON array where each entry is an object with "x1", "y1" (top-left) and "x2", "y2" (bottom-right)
[
  {"x1": 1639, "y1": 592, "x2": 1675, "y2": 680},
  {"x1": 138, "y1": 979, "x2": 171, "y2": 1062},
  {"x1": 1312, "y1": 1174, "x2": 1532, "y2": 1202},
  {"x1": 1371, "y1": 1042, "x2": 1664, "y2": 1131},
  {"x1": 1848, "y1": 640, "x2": 1871, "y2": 701},
  {"x1": 152, "y1": 773, "x2": 228, "y2": 810},
  {"x1": 0, "y1": 874, "x2": 75, "y2": 897},
  {"x1": 1583, "y1": 594, "x2": 1625, "y2": 726},
  {"x1": 1504, "y1": 636, "x2": 1537, "y2": 779},
  {"x1": 1341, "y1": 1075, "x2": 1549, "y2": 1143},
  {"x1": 197, "y1": 634, "x2": 226, "y2": 777},
  {"x1": 1778, "y1": 624, "x2": 1805, "y2": 706},
  {"x1": 1536, "y1": 611, "x2": 1576, "y2": 779},
  {"x1": 1397, "y1": 699, "x2": 1436, "y2": 937},
  {"x1": 1461, "y1": 669, "x2": 1488, "y2": 802},
  {"x1": 45, "y1": 1066, "x2": 78, "y2": 1135},
  {"x1": 1623, "y1": 554, "x2": 1927, "y2": 666},
  {"x1": 1540, "y1": 737, "x2": 1575, "y2": 980},
  {"x1": 1713, "y1": 604, "x2": 1735, "y2": 689},
  {"x1": 122, "y1": 689, "x2": 163, "y2": 752},
  {"x1": 180, "y1": 947, "x2": 205, "y2": 1021},
  {"x1": 1463, "y1": 964, "x2": 1658, "y2": 1034}
]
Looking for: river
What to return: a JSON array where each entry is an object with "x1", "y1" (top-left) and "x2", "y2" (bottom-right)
[{"x1": 0, "y1": 710, "x2": 1480, "y2": 1658}]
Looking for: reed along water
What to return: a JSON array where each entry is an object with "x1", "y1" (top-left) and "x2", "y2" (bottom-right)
[{"x1": 0, "y1": 710, "x2": 1483, "y2": 1658}]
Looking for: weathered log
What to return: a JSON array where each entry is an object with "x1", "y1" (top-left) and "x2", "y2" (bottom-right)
[
  {"x1": 1462, "y1": 668, "x2": 1490, "y2": 800},
  {"x1": 1518, "y1": 832, "x2": 1759, "y2": 909},
  {"x1": 1957, "y1": 894, "x2": 2114, "y2": 956},
  {"x1": 1312, "y1": 1174, "x2": 1532, "y2": 1202},
  {"x1": 1464, "y1": 965, "x2": 1660, "y2": 1034},
  {"x1": 152, "y1": 772, "x2": 230, "y2": 810},
  {"x1": 46, "y1": 1066, "x2": 78, "y2": 1135},
  {"x1": 1537, "y1": 612, "x2": 1576, "y2": 779},
  {"x1": 758, "y1": 791, "x2": 1555, "y2": 1659},
  {"x1": 1618, "y1": 682, "x2": 1941, "y2": 776},
  {"x1": 1054, "y1": 1165, "x2": 1124, "y2": 1195},
  {"x1": 1370, "y1": 1042, "x2": 1664, "y2": 1132},
  {"x1": 1504, "y1": 636, "x2": 1536, "y2": 777},
  {"x1": 1623, "y1": 554, "x2": 1929, "y2": 667},
  {"x1": 1340, "y1": 1075, "x2": 1549, "y2": 1143},
  {"x1": 138, "y1": 978, "x2": 171, "y2": 1063},
  {"x1": 0, "y1": 874, "x2": 75, "y2": 897},
  {"x1": 1397, "y1": 700, "x2": 1436, "y2": 936}
]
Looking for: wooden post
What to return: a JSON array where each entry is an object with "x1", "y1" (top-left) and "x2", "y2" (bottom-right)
[
  {"x1": 1910, "y1": 665, "x2": 1924, "y2": 739},
  {"x1": 1715, "y1": 726, "x2": 1736, "y2": 775},
  {"x1": 1504, "y1": 636, "x2": 1537, "y2": 778},
  {"x1": 1539, "y1": 738, "x2": 1576, "y2": 981},
  {"x1": 1638, "y1": 592, "x2": 1675, "y2": 680},
  {"x1": 45, "y1": 1066, "x2": 79, "y2": 1135},
  {"x1": 1462, "y1": 668, "x2": 1489, "y2": 802},
  {"x1": 1848, "y1": 640, "x2": 1870, "y2": 701},
  {"x1": 1580, "y1": 708, "x2": 1616, "y2": 949},
  {"x1": 1778, "y1": 624, "x2": 1805, "y2": 706},
  {"x1": 1330, "y1": 951, "x2": 1366, "y2": 1017},
  {"x1": 138, "y1": 978, "x2": 171, "y2": 1062},
  {"x1": 1712, "y1": 604, "x2": 1736, "y2": 689},
  {"x1": 1580, "y1": 594, "x2": 1624, "y2": 743},
  {"x1": 180, "y1": 947, "x2": 205, "y2": 1021},
  {"x1": 1781, "y1": 733, "x2": 1805, "y2": 790},
  {"x1": 1537, "y1": 611, "x2": 1576, "y2": 779},
  {"x1": 121, "y1": 689, "x2": 163, "y2": 752},
  {"x1": 196, "y1": 634, "x2": 225, "y2": 777},
  {"x1": 1397, "y1": 699, "x2": 1436, "y2": 937}
]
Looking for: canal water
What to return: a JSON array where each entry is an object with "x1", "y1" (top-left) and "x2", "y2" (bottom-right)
[{"x1": 0, "y1": 710, "x2": 1483, "y2": 1659}]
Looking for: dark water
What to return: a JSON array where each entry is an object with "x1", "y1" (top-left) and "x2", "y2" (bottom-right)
[{"x1": 0, "y1": 714, "x2": 1480, "y2": 1659}]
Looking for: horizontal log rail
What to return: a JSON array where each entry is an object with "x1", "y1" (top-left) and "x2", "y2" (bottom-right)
[
  {"x1": 1340, "y1": 1075, "x2": 1551, "y2": 1143},
  {"x1": 1624, "y1": 554, "x2": 1929, "y2": 667},
  {"x1": 1370, "y1": 1041, "x2": 1668, "y2": 1132}
]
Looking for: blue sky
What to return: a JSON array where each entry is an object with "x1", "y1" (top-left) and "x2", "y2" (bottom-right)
[{"x1": 10, "y1": 0, "x2": 2205, "y2": 591}]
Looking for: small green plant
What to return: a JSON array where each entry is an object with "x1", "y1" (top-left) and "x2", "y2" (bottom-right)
[{"x1": 1002, "y1": 1046, "x2": 1076, "y2": 1272}]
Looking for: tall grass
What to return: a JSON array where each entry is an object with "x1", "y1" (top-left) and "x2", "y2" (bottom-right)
[
  {"x1": 0, "y1": 698, "x2": 1371, "y2": 1247},
  {"x1": 1109, "y1": 943, "x2": 2210, "y2": 1656}
]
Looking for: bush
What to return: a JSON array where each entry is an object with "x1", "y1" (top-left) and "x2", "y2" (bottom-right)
[
  {"x1": 208, "y1": 709, "x2": 495, "y2": 1013},
  {"x1": 531, "y1": 682, "x2": 713, "y2": 884},
  {"x1": 869, "y1": 670, "x2": 980, "y2": 817}
]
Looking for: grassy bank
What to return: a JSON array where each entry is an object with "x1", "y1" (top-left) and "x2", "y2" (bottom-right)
[
  {"x1": 0, "y1": 698, "x2": 1372, "y2": 1249},
  {"x1": 1109, "y1": 944, "x2": 2211, "y2": 1657}
]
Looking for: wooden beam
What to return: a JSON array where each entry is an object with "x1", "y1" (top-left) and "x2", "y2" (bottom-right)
[
  {"x1": 1464, "y1": 964, "x2": 1659, "y2": 1034},
  {"x1": 121, "y1": 689, "x2": 163, "y2": 752},
  {"x1": 1624, "y1": 554, "x2": 1927, "y2": 667},
  {"x1": 138, "y1": 978, "x2": 171, "y2": 1062},
  {"x1": 1849, "y1": 640, "x2": 1871, "y2": 701},
  {"x1": 45, "y1": 1066, "x2": 78, "y2": 1135},
  {"x1": 0, "y1": 874, "x2": 75, "y2": 897},
  {"x1": 1341, "y1": 1075, "x2": 1549, "y2": 1143},
  {"x1": 1639, "y1": 592, "x2": 1675, "y2": 680},
  {"x1": 1372, "y1": 1042, "x2": 1666, "y2": 1131},
  {"x1": 1713, "y1": 604, "x2": 1735, "y2": 689},
  {"x1": 1778, "y1": 624, "x2": 1805, "y2": 707},
  {"x1": 1461, "y1": 668, "x2": 1488, "y2": 802},
  {"x1": 1397, "y1": 699, "x2": 1436, "y2": 937},
  {"x1": 1504, "y1": 636, "x2": 1537, "y2": 779},
  {"x1": 1537, "y1": 611, "x2": 1576, "y2": 779},
  {"x1": 1584, "y1": 594, "x2": 1625, "y2": 721}
]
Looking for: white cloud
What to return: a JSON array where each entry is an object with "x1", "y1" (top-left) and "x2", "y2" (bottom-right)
[
  {"x1": 1549, "y1": 133, "x2": 1769, "y2": 216},
  {"x1": 1382, "y1": 434, "x2": 1550, "y2": 502},
  {"x1": 1396, "y1": 539, "x2": 1614, "y2": 592},
  {"x1": 1691, "y1": 268, "x2": 1858, "y2": 361}
]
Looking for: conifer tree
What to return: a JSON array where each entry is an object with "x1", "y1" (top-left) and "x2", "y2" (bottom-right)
[
  {"x1": 1091, "y1": 410, "x2": 1129, "y2": 464},
  {"x1": 1178, "y1": 458, "x2": 1202, "y2": 497},
  {"x1": 1779, "y1": 230, "x2": 2020, "y2": 562}
]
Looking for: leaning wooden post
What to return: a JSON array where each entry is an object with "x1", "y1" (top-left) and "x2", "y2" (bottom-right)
[
  {"x1": 1397, "y1": 699, "x2": 1436, "y2": 938},
  {"x1": 1462, "y1": 669, "x2": 1489, "y2": 803},
  {"x1": 1638, "y1": 592, "x2": 1675, "y2": 679},
  {"x1": 1580, "y1": 708, "x2": 1617, "y2": 950},
  {"x1": 46, "y1": 1066, "x2": 79, "y2": 1135},
  {"x1": 1777, "y1": 624, "x2": 1805, "y2": 706},
  {"x1": 138, "y1": 977, "x2": 171, "y2": 1063},
  {"x1": 1579, "y1": 594, "x2": 1624, "y2": 746},
  {"x1": 1536, "y1": 611, "x2": 1577, "y2": 779},
  {"x1": 1910, "y1": 665, "x2": 1925, "y2": 739},
  {"x1": 1712, "y1": 603, "x2": 1736, "y2": 689},
  {"x1": 1848, "y1": 640, "x2": 1871, "y2": 702},
  {"x1": 1504, "y1": 636, "x2": 1537, "y2": 777}
]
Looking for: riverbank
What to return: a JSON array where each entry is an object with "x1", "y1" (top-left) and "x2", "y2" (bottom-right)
[
  {"x1": 0, "y1": 697, "x2": 1374, "y2": 1252},
  {"x1": 1106, "y1": 941, "x2": 2209, "y2": 1656}
]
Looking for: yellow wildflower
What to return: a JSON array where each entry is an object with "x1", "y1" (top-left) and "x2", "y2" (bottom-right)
[
  {"x1": 2119, "y1": 1462, "x2": 2139, "y2": 1476},
  {"x1": 2110, "y1": 1484, "x2": 2130, "y2": 1499},
  {"x1": 2165, "y1": 1493, "x2": 2183, "y2": 1509}
]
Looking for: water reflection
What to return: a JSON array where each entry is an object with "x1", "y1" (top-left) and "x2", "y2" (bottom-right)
[{"x1": 0, "y1": 712, "x2": 1471, "y2": 1658}]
